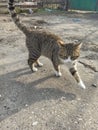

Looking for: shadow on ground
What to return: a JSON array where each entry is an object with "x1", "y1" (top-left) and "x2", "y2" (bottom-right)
[{"x1": 0, "y1": 61, "x2": 77, "y2": 121}]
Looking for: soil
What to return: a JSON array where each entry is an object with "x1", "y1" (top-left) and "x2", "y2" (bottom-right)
[{"x1": 0, "y1": 12, "x2": 98, "y2": 130}]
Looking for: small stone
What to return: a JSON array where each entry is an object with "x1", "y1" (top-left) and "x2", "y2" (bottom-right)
[
  {"x1": 25, "y1": 104, "x2": 28, "y2": 107},
  {"x1": 32, "y1": 121, "x2": 38, "y2": 126},
  {"x1": 60, "y1": 96, "x2": 66, "y2": 100},
  {"x1": 77, "y1": 98, "x2": 81, "y2": 101},
  {"x1": 78, "y1": 118, "x2": 83, "y2": 121},
  {"x1": 29, "y1": 116, "x2": 32, "y2": 119},
  {"x1": 31, "y1": 111, "x2": 34, "y2": 114},
  {"x1": 92, "y1": 84, "x2": 97, "y2": 87}
]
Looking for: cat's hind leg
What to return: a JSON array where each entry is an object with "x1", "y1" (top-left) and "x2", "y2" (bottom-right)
[
  {"x1": 28, "y1": 51, "x2": 41, "y2": 72},
  {"x1": 28, "y1": 58, "x2": 38, "y2": 72},
  {"x1": 36, "y1": 59, "x2": 43, "y2": 67}
]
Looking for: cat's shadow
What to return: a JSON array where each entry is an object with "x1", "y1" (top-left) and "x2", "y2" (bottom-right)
[
  {"x1": 0, "y1": 66, "x2": 76, "y2": 121},
  {"x1": 15, "y1": 67, "x2": 76, "y2": 101}
]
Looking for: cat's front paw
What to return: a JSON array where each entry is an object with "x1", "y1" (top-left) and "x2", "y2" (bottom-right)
[
  {"x1": 78, "y1": 80, "x2": 86, "y2": 89},
  {"x1": 55, "y1": 71, "x2": 62, "y2": 77}
]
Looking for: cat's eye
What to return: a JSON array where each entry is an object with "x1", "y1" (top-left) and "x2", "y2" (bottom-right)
[
  {"x1": 59, "y1": 55, "x2": 68, "y2": 59},
  {"x1": 64, "y1": 56, "x2": 68, "y2": 59},
  {"x1": 71, "y1": 56, "x2": 79, "y2": 60}
]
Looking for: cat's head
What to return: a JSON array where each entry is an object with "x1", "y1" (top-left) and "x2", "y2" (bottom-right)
[{"x1": 59, "y1": 42, "x2": 82, "y2": 63}]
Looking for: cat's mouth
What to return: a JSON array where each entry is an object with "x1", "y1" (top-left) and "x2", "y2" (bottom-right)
[
  {"x1": 64, "y1": 56, "x2": 71, "y2": 63},
  {"x1": 59, "y1": 57, "x2": 72, "y2": 64}
]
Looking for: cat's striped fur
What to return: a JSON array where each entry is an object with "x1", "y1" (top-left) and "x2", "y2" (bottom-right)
[{"x1": 8, "y1": 0, "x2": 86, "y2": 89}]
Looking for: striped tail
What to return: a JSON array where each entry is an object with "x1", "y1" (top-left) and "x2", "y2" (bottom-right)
[{"x1": 8, "y1": 0, "x2": 28, "y2": 35}]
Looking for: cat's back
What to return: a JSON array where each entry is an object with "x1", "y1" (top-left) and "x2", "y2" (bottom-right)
[
  {"x1": 26, "y1": 29, "x2": 62, "y2": 46},
  {"x1": 26, "y1": 29, "x2": 62, "y2": 57}
]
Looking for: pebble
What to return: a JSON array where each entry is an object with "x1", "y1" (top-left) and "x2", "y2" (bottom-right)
[
  {"x1": 31, "y1": 111, "x2": 34, "y2": 114},
  {"x1": 92, "y1": 84, "x2": 97, "y2": 88},
  {"x1": 25, "y1": 104, "x2": 28, "y2": 107},
  {"x1": 32, "y1": 121, "x2": 38, "y2": 126}
]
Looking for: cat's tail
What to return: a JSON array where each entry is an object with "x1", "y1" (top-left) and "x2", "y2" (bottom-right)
[{"x1": 8, "y1": 0, "x2": 28, "y2": 35}]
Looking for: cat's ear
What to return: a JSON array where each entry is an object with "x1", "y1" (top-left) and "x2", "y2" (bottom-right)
[
  {"x1": 57, "y1": 40, "x2": 65, "y2": 47},
  {"x1": 74, "y1": 42, "x2": 82, "y2": 49}
]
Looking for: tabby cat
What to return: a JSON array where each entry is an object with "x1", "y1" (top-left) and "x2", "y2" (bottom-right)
[{"x1": 8, "y1": 0, "x2": 86, "y2": 89}]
